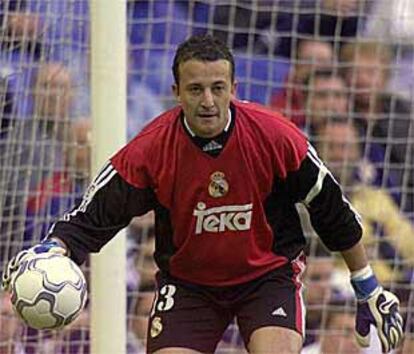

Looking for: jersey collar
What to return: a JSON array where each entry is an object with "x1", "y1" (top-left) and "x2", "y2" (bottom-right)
[
  {"x1": 181, "y1": 107, "x2": 235, "y2": 158},
  {"x1": 183, "y1": 109, "x2": 232, "y2": 137}
]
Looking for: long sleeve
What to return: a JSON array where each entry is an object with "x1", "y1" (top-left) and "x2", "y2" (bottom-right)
[
  {"x1": 47, "y1": 162, "x2": 157, "y2": 265},
  {"x1": 279, "y1": 144, "x2": 363, "y2": 251}
]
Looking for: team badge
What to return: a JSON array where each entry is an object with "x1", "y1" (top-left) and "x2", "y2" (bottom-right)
[
  {"x1": 150, "y1": 316, "x2": 163, "y2": 338},
  {"x1": 208, "y1": 171, "x2": 229, "y2": 198}
]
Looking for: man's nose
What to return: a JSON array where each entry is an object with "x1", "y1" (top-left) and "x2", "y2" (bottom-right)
[{"x1": 201, "y1": 88, "x2": 214, "y2": 107}]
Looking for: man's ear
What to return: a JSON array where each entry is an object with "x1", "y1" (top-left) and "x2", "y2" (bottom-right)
[
  {"x1": 231, "y1": 80, "x2": 238, "y2": 97},
  {"x1": 172, "y1": 84, "x2": 180, "y2": 102}
]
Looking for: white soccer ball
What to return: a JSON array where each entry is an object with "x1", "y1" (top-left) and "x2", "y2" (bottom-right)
[{"x1": 10, "y1": 253, "x2": 88, "y2": 330}]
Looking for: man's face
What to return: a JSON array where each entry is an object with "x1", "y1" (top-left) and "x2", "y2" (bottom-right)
[
  {"x1": 67, "y1": 120, "x2": 91, "y2": 177},
  {"x1": 305, "y1": 258, "x2": 334, "y2": 305},
  {"x1": 321, "y1": 312, "x2": 361, "y2": 353},
  {"x1": 307, "y1": 76, "x2": 348, "y2": 126},
  {"x1": 295, "y1": 41, "x2": 333, "y2": 83},
  {"x1": 35, "y1": 63, "x2": 73, "y2": 119},
  {"x1": 345, "y1": 55, "x2": 388, "y2": 107},
  {"x1": 173, "y1": 59, "x2": 236, "y2": 138},
  {"x1": 317, "y1": 123, "x2": 360, "y2": 185},
  {"x1": 136, "y1": 236, "x2": 157, "y2": 289}
]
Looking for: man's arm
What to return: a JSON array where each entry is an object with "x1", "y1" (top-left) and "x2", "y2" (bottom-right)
[
  {"x1": 341, "y1": 240, "x2": 369, "y2": 272},
  {"x1": 2, "y1": 162, "x2": 156, "y2": 291},
  {"x1": 282, "y1": 143, "x2": 404, "y2": 353},
  {"x1": 45, "y1": 165, "x2": 156, "y2": 265},
  {"x1": 340, "y1": 240, "x2": 404, "y2": 353}
]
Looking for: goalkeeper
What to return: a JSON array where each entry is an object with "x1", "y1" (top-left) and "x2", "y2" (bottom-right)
[{"x1": 2, "y1": 35, "x2": 403, "y2": 354}]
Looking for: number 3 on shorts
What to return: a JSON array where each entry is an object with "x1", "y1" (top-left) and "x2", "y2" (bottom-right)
[{"x1": 152, "y1": 284, "x2": 177, "y2": 315}]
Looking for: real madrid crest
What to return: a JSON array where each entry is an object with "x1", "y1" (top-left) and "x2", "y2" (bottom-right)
[
  {"x1": 150, "y1": 316, "x2": 163, "y2": 338},
  {"x1": 208, "y1": 171, "x2": 229, "y2": 198}
]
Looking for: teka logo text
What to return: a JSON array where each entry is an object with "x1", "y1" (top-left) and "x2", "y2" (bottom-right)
[{"x1": 193, "y1": 202, "x2": 253, "y2": 234}]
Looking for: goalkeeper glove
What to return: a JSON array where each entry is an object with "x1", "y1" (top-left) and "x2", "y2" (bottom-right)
[
  {"x1": 1, "y1": 239, "x2": 67, "y2": 292},
  {"x1": 351, "y1": 265, "x2": 404, "y2": 353}
]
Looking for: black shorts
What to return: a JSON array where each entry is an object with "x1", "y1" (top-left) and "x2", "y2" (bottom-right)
[{"x1": 146, "y1": 254, "x2": 306, "y2": 353}]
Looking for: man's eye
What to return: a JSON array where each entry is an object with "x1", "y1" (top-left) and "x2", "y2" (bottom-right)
[{"x1": 189, "y1": 87, "x2": 201, "y2": 94}]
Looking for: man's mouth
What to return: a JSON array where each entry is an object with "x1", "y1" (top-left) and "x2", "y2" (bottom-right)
[{"x1": 198, "y1": 113, "x2": 218, "y2": 119}]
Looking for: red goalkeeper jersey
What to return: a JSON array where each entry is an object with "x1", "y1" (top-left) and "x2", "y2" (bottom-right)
[{"x1": 50, "y1": 100, "x2": 362, "y2": 286}]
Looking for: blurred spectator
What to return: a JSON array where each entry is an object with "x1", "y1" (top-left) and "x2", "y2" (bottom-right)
[
  {"x1": 305, "y1": 70, "x2": 401, "y2": 198},
  {"x1": 0, "y1": 77, "x2": 15, "y2": 138},
  {"x1": 57, "y1": 309, "x2": 90, "y2": 354},
  {"x1": 33, "y1": 62, "x2": 74, "y2": 122},
  {"x1": 24, "y1": 118, "x2": 91, "y2": 245},
  {"x1": 340, "y1": 42, "x2": 393, "y2": 117},
  {"x1": 270, "y1": 38, "x2": 334, "y2": 127},
  {"x1": 127, "y1": 212, "x2": 157, "y2": 290},
  {"x1": 301, "y1": 297, "x2": 361, "y2": 354},
  {"x1": 303, "y1": 68, "x2": 348, "y2": 134},
  {"x1": 212, "y1": 1, "x2": 367, "y2": 57},
  {"x1": 15, "y1": 62, "x2": 76, "y2": 193},
  {"x1": 134, "y1": 232, "x2": 157, "y2": 292},
  {"x1": 363, "y1": 0, "x2": 414, "y2": 44},
  {"x1": 303, "y1": 241, "x2": 337, "y2": 346},
  {"x1": 127, "y1": 212, "x2": 157, "y2": 353},
  {"x1": 130, "y1": 291, "x2": 154, "y2": 354},
  {"x1": 315, "y1": 116, "x2": 414, "y2": 285},
  {"x1": 362, "y1": 0, "x2": 414, "y2": 98},
  {"x1": 14, "y1": 119, "x2": 91, "y2": 354},
  {"x1": 0, "y1": 63, "x2": 81, "y2": 293},
  {"x1": 0, "y1": 0, "x2": 45, "y2": 62},
  {"x1": 67, "y1": 119, "x2": 91, "y2": 180},
  {"x1": 340, "y1": 41, "x2": 414, "y2": 212},
  {"x1": 398, "y1": 286, "x2": 414, "y2": 354},
  {"x1": 14, "y1": 60, "x2": 78, "y2": 121},
  {"x1": 0, "y1": 1, "x2": 47, "y2": 129},
  {"x1": 0, "y1": 110, "x2": 88, "y2": 268},
  {"x1": 0, "y1": 118, "x2": 67, "y2": 260},
  {"x1": 0, "y1": 291, "x2": 23, "y2": 354},
  {"x1": 0, "y1": 0, "x2": 90, "y2": 119},
  {"x1": 23, "y1": 0, "x2": 89, "y2": 61}
]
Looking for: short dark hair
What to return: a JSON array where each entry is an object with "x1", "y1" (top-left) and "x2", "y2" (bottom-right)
[{"x1": 172, "y1": 34, "x2": 235, "y2": 85}]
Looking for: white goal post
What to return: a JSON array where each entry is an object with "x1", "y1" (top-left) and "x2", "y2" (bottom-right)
[{"x1": 90, "y1": 1, "x2": 127, "y2": 354}]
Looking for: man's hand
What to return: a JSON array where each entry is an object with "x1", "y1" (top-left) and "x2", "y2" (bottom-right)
[
  {"x1": 355, "y1": 288, "x2": 404, "y2": 353},
  {"x1": 1, "y1": 239, "x2": 67, "y2": 292},
  {"x1": 351, "y1": 266, "x2": 404, "y2": 353}
]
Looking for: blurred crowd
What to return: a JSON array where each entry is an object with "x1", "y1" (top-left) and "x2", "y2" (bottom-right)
[{"x1": 0, "y1": 1, "x2": 414, "y2": 353}]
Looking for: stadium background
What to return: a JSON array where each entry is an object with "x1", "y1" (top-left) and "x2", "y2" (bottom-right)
[{"x1": 0, "y1": 0, "x2": 413, "y2": 353}]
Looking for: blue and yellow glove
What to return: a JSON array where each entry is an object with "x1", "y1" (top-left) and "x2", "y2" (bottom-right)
[
  {"x1": 1, "y1": 239, "x2": 67, "y2": 292},
  {"x1": 351, "y1": 265, "x2": 404, "y2": 353}
]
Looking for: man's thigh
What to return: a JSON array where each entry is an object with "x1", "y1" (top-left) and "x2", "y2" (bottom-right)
[
  {"x1": 248, "y1": 326, "x2": 302, "y2": 354},
  {"x1": 236, "y1": 256, "x2": 306, "y2": 351},
  {"x1": 153, "y1": 348, "x2": 205, "y2": 354},
  {"x1": 147, "y1": 276, "x2": 232, "y2": 354}
]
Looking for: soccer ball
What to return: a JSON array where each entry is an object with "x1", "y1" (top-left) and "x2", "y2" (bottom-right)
[{"x1": 10, "y1": 253, "x2": 88, "y2": 330}]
